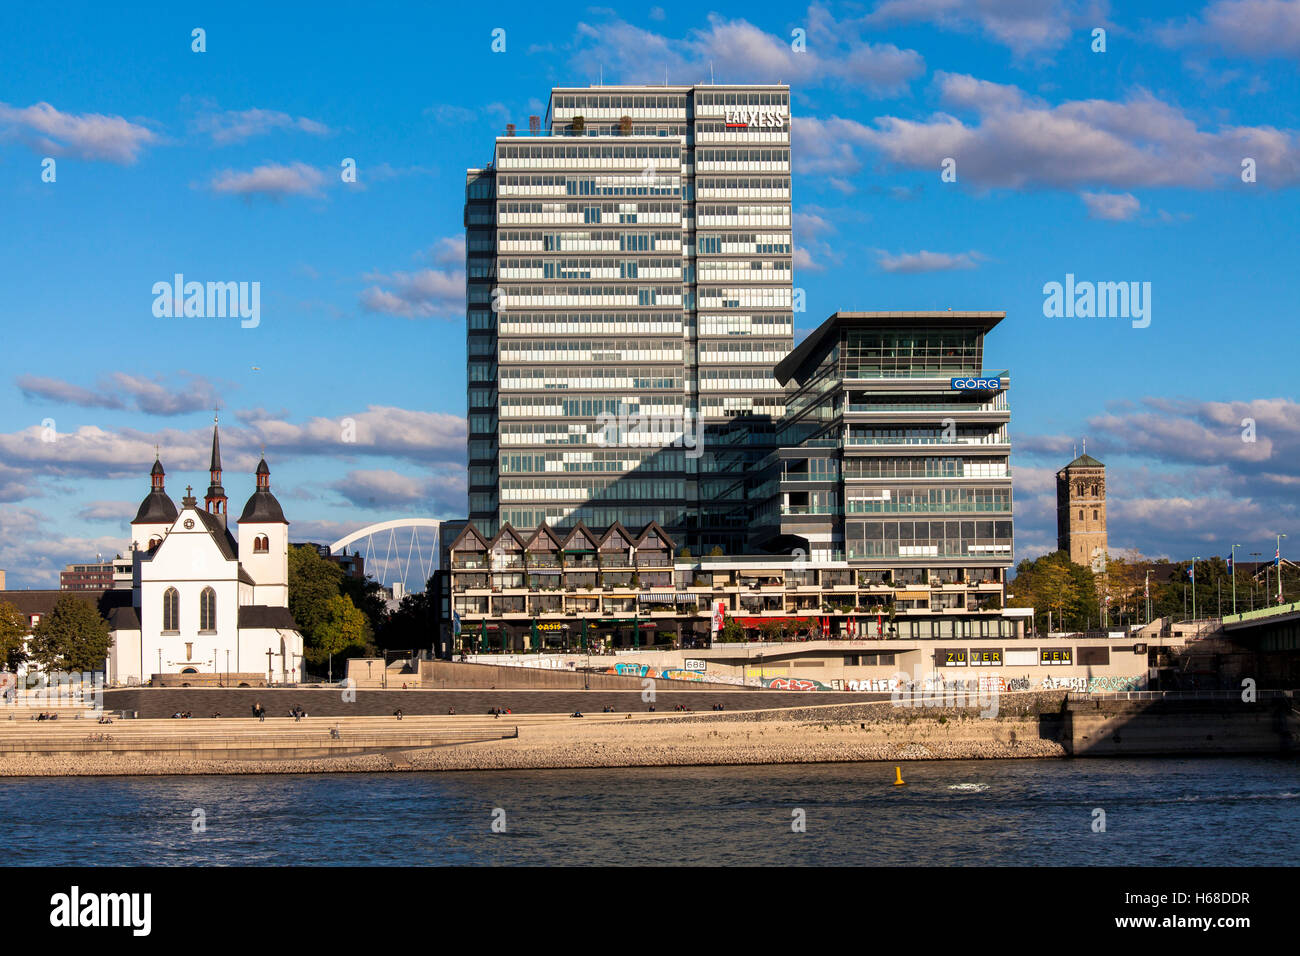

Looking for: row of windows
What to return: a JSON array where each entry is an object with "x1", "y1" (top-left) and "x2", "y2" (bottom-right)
[
  {"x1": 161, "y1": 586, "x2": 218, "y2": 632},
  {"x1": 697, "y1": 287, "x2": 792, "y2": 308},
  {"x1": 501, "y1": 477, "x2": 687, "y2": 501},
  {"x1": 696, "y1": 149, "x2": 790, "y2": 163},
  {"x1": 500, "y1": 395, "x2": 685, "y2": 417},
  {"x1": 846, "y1": 487, "x2": 1013, "y2": 513},
  {"x1": 496, "y1": 313, "x2": 684, "y2": 335},
  {"x1": 498, "y1": 230, "x2": 681, "y2": 251},
  {"x1": 499, "y1": 367, "x2": 683, "y2": 389},
  {"x1": 499, "y1": 505, "x2": 684, "y2": 530},
  {"x1": 842, "y1": 456, "x2": 1011, "y2": 479},
  {"x1": 499, "y1": 144, "x2": 681, "y2": 160},
  {"x1": 497, "y1": 177, "x2": 680, "y2": 198},
  {"x1": 699, "y1": 314, "x2": 792, "y2": 336},
  {"x1": 499, "y1": 449, "x2": 688, "y2": 474},
  {"x1": 694, "y1": 91, "x2": 789, "y2": 107},
  {"x1": 552, "y1": 94, "x2": 687, "y2": 110},
  {"x1": 498, "y1": 287, "x2": 684, "y2": 307},
  {"x1": 500, "y1": 339, "x2": 682, "y2": 363}
]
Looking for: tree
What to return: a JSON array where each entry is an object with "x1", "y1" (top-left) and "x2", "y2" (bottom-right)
[
  {"x1": 382, "y1": 585, "x2": 435, "y2": 651},
  {"x1": 0, "y1": 599, "x2": 27, "y2": 671},
  {"x1": 719, "y1": 616, "x2": 745, "y2": 643},
  {"x1": 28, "y1": 596, "x2": 111, "y2": 672},
  {"x1": 288, "y1": 544, "x2": 345, "y2": 645},
  {"x1": 307, "y1": 594, "x2": 368, "y2": 679},
  {"x1": 338, "y1": 573, "x2": 385, "y2": 647},
  {"x1": 1008, "y1": 550, "x2": 1099, "y2": 631}
]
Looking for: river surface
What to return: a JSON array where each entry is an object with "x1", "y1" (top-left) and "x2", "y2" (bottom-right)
[{"x1": 3, "y1": 757, "x2": 1297, "y2": 865}]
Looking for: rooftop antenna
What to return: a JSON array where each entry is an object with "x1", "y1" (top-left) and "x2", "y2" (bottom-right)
[
  {"x1": 710, "y1": 61, "x2": 715, "y2": 84},
  {"x1": 599, "y1": 63, "x2": 603, "y2": 86}
]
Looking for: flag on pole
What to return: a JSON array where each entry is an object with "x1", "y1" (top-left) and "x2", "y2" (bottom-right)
[
  {"x1": 452, "y1": 610, "x2": 461, "y2": 637},
  {"x1": 1187, "y1": 565, "x2": 1194, "y2": 580},
  {"x1": 1227, "y1": 553, "x2": 1233, "y2": 572}
]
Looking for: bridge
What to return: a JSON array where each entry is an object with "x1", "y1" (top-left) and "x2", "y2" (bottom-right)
[
  {"x1": 1221, "y1": 601, "x2": 1300, "y2": 685},
  {"x1": 329, "y1": 519, "x2": 443, "y2": 595}
]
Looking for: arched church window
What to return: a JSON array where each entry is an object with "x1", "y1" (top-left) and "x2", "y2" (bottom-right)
[
  {"x1": 149, "y1": 537, "x2": 162, "y2": 550},
  {"x1": 254, "y1": 534, "x2": 269, "y2": 553},
  {"x1": 200, "y1": 587, "x2": 217, "y2": 631},
  {"x1": 163, "y1": 587, "x2": 179, "y2": 632},
  {"x1": 1079, "y1": 509, "x2": 1084, "y2": 520}
]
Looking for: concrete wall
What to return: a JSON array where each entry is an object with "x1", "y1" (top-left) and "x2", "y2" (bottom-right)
[
  {"x1": 103, "y1": 686, "x2": 890, "y2": 719},
  {"x1": 1064, "y1": 698, "x2": 1298, "y2": 755}
]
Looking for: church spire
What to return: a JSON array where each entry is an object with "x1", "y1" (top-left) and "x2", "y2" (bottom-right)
[{"x1": 204, "y1": 411, "x2": 228, "y2": 523}]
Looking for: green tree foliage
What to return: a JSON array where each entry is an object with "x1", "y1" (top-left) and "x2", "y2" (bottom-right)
[
  {"x1": 288, "y1": 544, "x2": 345, "y2": 645},
  {"x1": 0, "y1": 599, "x2": 27, "y2": 671},
  {"x1": 306, "y1": 594, "x2": 368, "y2": 668},
  {"x1": 1007, "y1": 551, "x2": 1100, "y2": 631},
  {"x1": 28, "y1": 596, "x2": 111, "y2": 672},
  {"x1": 719, "y1": 616, "x2": 745, "y2": 643},
  {"x1": 382, "y1": 581, "x2": 435, "y2": 650},
  {"x1": 338, "y1": 573, "x2": 385, "y2": 645}
]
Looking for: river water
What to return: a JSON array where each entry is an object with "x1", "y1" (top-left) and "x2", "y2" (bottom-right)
[{"x1": 3, "y1": 757, "x2": 1296, "y2": 866}]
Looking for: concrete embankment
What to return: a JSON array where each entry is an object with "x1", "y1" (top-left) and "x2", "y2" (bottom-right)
[
  {"x1": 1065, "y1": 696, "x2": 1299, "y2": 756},
  {"x1": 1, "y1": 695, "x2": 1071, "y2": 776},
  {"x1": 5, "y1": 693, "x2": 1295, "y2": 777}
]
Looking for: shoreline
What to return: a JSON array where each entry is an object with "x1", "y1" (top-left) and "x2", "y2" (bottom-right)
[{"x1": 2, "y1": 701, "x2": 1067, "y2": 776}]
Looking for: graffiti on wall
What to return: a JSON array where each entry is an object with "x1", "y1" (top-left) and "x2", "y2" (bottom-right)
[
  {"x1": 765, "y1": 677, "x2": 828, "y2": 691},
  {"x1": 1038, "y1": 675, "x2": 1146, "y2": 692},
  {"x1": 847, "y1": 677, "x2": 900, "y2": 692}
]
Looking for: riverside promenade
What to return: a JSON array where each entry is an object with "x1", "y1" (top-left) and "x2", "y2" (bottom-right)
[{"x1": 4, "y1": 690, "x2": 1294, "y2": 777}]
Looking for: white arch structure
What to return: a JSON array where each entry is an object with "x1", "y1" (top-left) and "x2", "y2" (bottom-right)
[{"x1": 330, "y1": 519, "x2": 443, "y2": 594}]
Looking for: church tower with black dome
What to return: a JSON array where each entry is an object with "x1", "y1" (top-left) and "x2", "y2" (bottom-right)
[
  {"x1": 131, "y1": 455, "x2": 178, "y2": 553},
  {"x1": 238, "y1": 456, "x2": 290, "y2": 606}
]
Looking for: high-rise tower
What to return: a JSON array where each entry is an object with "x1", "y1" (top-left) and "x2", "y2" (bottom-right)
[
  {"x1": 465, "y1": 84, "x2": 793, "y2": 551},
  {"x1": 1056, "y1": 448, "x2": 1107, "y2": 569}
]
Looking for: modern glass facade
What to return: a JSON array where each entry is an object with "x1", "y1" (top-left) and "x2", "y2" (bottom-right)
[
  {"x1": 465, "y1": 84, "x2": 793, "y2": 551},
  {"x1": 762, "y1": 312, "x2": 1014, "y2": 573}
]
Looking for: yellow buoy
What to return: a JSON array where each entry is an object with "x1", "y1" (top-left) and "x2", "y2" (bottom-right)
[{"x1": 893, "y1": 766, "x2": 906, "y2": 786}]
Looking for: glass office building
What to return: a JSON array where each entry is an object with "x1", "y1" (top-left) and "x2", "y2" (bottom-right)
[
  {"x1": 465, "y1": 84, "x2": 793, "y2": 551},
  {"x1": 759, "y1": 311, "x2": 1014, "y2": 579}
]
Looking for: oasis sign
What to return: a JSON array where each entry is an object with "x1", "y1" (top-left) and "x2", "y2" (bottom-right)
[
  {"x1": 724, "y1": 109, "x2": 787, "y2": 129},
  {"x1": 951, "y1": 376, "x2": 1003, "y2": 392}
]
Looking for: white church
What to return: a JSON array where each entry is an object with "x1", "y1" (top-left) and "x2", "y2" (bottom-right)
[{"x1": 107, "y1": 420, "x2": 306, "y2": 685}]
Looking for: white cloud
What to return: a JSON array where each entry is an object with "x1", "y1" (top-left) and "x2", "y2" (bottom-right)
[
  {"x1": 1158, "y1": 0, "x2": 1300, "y2": 59},
  {"x1": 360, "y1": 267, "x2": 465, "y2": 319},
  {"x1": 803, "y1": 72, "x2": 1300, "y2": 190},
  {"x1": 210, "y1": 162, "x2": 326, "y2": 198},
  {"x1": 0, "y1": 101, "x2": 158, "y2": 163},
  {"x1": 874, "y1": 249, "x2": 985, "y2": 273},
  {"x1": 1080, "y1": 190, "x2": 1141, "y2": 220},
  {"x1": 196, "y1": 108, "x2": 331, "y2": 144}
]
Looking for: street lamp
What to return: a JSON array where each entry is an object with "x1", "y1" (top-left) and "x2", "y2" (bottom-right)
[
  {"x1": 1144, "y1": 570, "x2": 1151, "y2": 625},
  {"x1": 1250, "y1": 553, "x2": 1262, "y2": 610},
  {"x1": 1277, "y1": 533, "x2": 1288, "y2": 605},
  {"x1": 1191, "y1": 557, "x2": 1200, "y2": 621},
  {"x1": 1230, "y1": 543, "x2": 1242, "y2": 616}
]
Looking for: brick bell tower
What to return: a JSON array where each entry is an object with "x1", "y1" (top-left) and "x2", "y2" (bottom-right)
[{"x1": 1056, "y1": 442, "x2": 1108, "y2": 570}]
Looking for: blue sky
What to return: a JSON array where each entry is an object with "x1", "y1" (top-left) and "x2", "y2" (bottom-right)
[{"x1": 2, "y1": 0, "x2": 1298, "y2": 587}]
